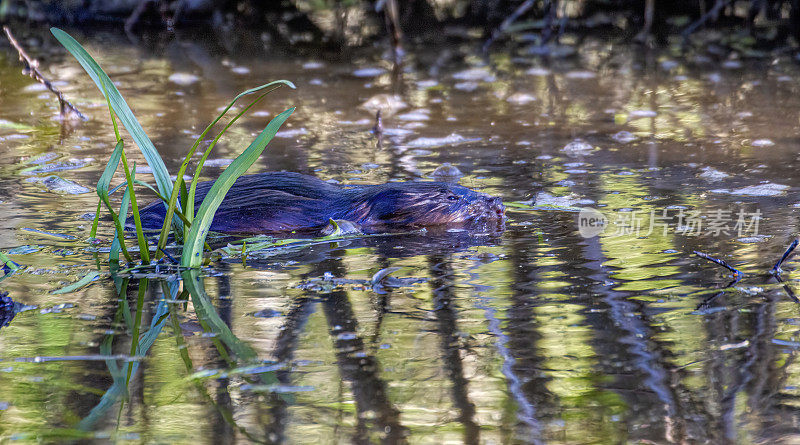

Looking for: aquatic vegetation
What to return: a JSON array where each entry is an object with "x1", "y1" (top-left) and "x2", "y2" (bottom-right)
[
  {"x1": 50, "y1": 28, "x2": 296, "y2": 269},
  {"x1": 51, "y1": 271, "x2": 101, "y2": 295},
  {"x1": 0, "y1": 251, "x2": 20, "y2": 283}
]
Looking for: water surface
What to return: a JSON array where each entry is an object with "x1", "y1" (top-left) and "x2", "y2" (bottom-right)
[{"x1": 2, "y1": 29, "x2": 800, "y2": 443}]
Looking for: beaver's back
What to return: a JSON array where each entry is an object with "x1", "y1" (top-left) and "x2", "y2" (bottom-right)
[{"x1": 135, "y1": 172, "x2": 351, "y2": 233}]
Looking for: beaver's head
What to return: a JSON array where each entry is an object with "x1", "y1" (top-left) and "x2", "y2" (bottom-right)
[{"x1": 346, "y1": 182, "x2": 505, "y2": 231}]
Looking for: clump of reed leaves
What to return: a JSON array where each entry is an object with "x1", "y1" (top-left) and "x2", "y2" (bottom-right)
[{"x1": 50, "y1": 28, "x2": 295, "y2": 271}]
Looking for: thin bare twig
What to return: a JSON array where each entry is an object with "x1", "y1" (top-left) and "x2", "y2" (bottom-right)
[
  {"x1": 694, "y1": 251, "x2": 743, "y2": 277},
  {"x1": 682, "y1": 0, "x2": 732, "y2": 38},
  {"x1": 772, "y1": 239, "x2": 798, "y2": 275},
  {"x1": 482, "y1": 0, "x2": 536, "y2": 52},
  {"x1": 634, "y1": 0, "x2": 655, "y2": 42},
  {"x1": 379, "y1": 0, "x2": 403, "y2": 63},
  {"x1": 372, "y1": 109, "x2": 383, "y2": 135},
  {"x1": 695, "y1": 283, "x2": 739, "y2": 311},
  {"x1": 373, "y1": 109, "x2": 384, "y2": 149},
  {"x1": 2, "y1": 26, "x2": 87, "y2": 121}
]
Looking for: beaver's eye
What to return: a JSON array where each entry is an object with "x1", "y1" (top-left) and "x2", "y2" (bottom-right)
[{"x1": 447, "y1": 195, "x2": 459, "y2": 201}]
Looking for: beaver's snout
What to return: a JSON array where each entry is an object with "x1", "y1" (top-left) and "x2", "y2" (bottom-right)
[
  {"x1": 486, "y1": 196, "x2": 505, "y2": 218},
  {"x1": 464, "y1": 194, "x2": 505, "y2": 226}
]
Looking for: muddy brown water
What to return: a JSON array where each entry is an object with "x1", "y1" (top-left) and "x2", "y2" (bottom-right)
[{"x1": 2, "y1": 29, "x2": 800, "y2": 443}]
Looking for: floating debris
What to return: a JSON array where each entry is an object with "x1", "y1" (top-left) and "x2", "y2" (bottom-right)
[
  {"x1": 298, "y1": 270, "x2": 425, "y2": 292},
  {"x1": 612, "y1": 131, "x2": 637, "y2": 143},
  {"x1": 524, "y1": 192, "x2": 595, "y2": 211},
  {"x1": 711, "y1": 183, "x2": 790, "y2": 196},
  {"x1": 251, "y1": 308, "x2": 282, "y2": 318},
  {"x1": 405, "y1": 133, "x2": 479, "y2": 148},
  {"x1": 25, "y1": 176, "x2": 91, "y2": 194},
  {"x1": 40, "y1": 303, "x2": 74, "y2": 314},
  {"x1": 26, "y1": 152, "x2": 59, "y2": 164},
  {"x1": 168, "y1": 72, "x2": 200, "y2": 86},
  {"x1": 52, "y1": 271, "x2": 101, "y2": 295},
  {"x1": 302, "y1": 61, "x2": 325, "y2": 70},
  {"x1": 231, "y1": 66, "x2": 250, "y2": 75},
  {"x1": 698, "y1": 167, "x2": 730, "y2": 181},
  {"x1": 21, "y1": 228, "x2": 77, "y2": 240},
  {"x1": 432, "y1": 163, "x2": 463, "y2": 180},
  {"x1": 320, "y1": 220, "x2": 362, "y2": 236},
  {"x1": 561, "y1": 139, "x2": 596, "y2": 155},
  {"x1": 7, "y1": 245, "x2": 41, "y2": 255},
  {"x1": 360, "y1": 94, "x2": 407, "y2": 116},
  {"x1": 737, "y1": 235, "x2": 771, "y2": 243},
  {"x1": 20, "y1": 158, "x2": 91, "y2": 175}
]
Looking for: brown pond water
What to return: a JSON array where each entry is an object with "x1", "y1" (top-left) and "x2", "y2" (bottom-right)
[{"x1": 2, "y1": 28, "x2": 800, "y2": 443}]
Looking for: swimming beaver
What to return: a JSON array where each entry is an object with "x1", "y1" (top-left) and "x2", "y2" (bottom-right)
[{"x1": 134, "y1": 172, "x2": 505, "y2": 235}]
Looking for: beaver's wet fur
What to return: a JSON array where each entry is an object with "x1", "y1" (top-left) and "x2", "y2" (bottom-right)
[{"x1": 135, "y1": 172, "x2": 505, "y2": 235}]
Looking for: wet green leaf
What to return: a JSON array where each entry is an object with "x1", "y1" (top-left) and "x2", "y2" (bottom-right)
[
  {"x1": 50, "y1": 28, "x2": 174, "y2": 202},
  {"x1": 52, "y1": 271, "x2": 101, "y2": 294},
  {"x1": 181, "y1": 107, "x2": 295, "y2": 268}
]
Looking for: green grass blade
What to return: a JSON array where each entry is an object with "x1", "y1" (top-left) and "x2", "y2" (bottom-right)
[
  {"x1": 120, "y1": 156, "x2": 149, "y2": 264},
  {"x1": 52, "y1": 271, "x2": 101, "y2": 294},
  {"x1": 155, "y1": 81, "x2": 295, "y2": 260},
  {"x1": 180, "y1": 107, "x2": 295, "y2": 268},
  {"x1": 0, "y1": 251, "x2": 20, "y2": 272},
  {"x1": 185, "y1": 88, "x2": 278, "y2": 222},
  {"x1": 111, "y1": 163, "x2": 140, "y2": 264},
  {"x1": 179, "y1": 179, "x2": 188, "y2": 212},
  {"x1": 110, "y1": 176, "x2": 134, "y2": 264},
  {"x1": 89, "y1": 200, "x2": 102, "y2": 238},
  {"x1": 131, "y1": 180, "x2": 196, "y2": 229},
  {"x1": 50, "y1": 28, "x2": 173, "y2": 201},
  {"x1": 181, "y1": 269, "x2": 257, "y2": 360},
  {"x1": 98, "y1": 141, "x2": 132, "y2": 263},
  {"x1": 97, "y1": 140, "x2": 122, "y2": 200}
]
